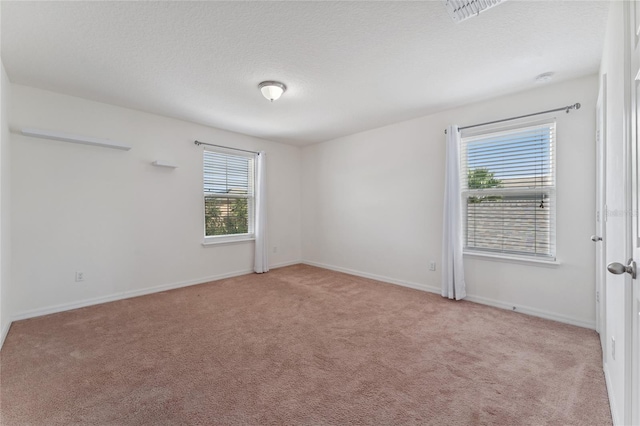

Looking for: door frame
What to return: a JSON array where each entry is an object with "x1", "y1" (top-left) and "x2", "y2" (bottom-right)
[
  {"x1": 626, "y1": 0, "x2": 640, "y2": 423},
  {"x1": 596, "y1": 75, "x2": 608, "y2": 351}
]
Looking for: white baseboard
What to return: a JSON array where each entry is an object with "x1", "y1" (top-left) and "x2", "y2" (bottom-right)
[
  {"x1": 302, "y1": 260, "x2": 595, "y2": 330},
  {"x1": 6, "y1": 258, "x2": 594, "y2": 344},
  {"x1": 270, "y1": 260, "x2": 302, "y2": 269},
  {"x1": 10, "y1": 259, "x2": 304, "y2": 323},
  {"x1": 11, "y1": 268, "x2": 256, "y2": 322},
  {"x1": 302, "y1": 260, "x2": 441, "y2": 294},
  {"x1": 463, "y1": 294, "x2": 596, "y2": 330},
  {"x1": 603, "y1": 365, "x2": 620, "y2": 425},
  {"x1": 0, "y1": 321, "x2": 11, "y2": 350}
]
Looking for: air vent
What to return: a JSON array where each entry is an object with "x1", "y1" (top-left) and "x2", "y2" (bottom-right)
[{"x1": 444, "y1": 0, "x2": 506, "y2": 23}]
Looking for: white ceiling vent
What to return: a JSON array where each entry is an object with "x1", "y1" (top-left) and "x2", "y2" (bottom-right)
[{"x1": 444, "y1": 0, "x2": 506, "y2": 23}]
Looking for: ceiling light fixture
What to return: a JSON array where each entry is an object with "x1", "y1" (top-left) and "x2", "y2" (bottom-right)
[
  {"x1": 535, "y1": 72, "x2": 555, "y2": 83},
  {"x1": 444, "y1": 0, "x2": 506, "y2": 23},
  {"x1": 258, "y1": 81, "x2": 287, "y2": 102}
]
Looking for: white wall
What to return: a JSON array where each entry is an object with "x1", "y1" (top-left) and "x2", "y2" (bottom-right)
[
  {"x1": 302, "y1": 74, "x2": 598, "y2": 328},
  {"x1": 1, "y1": 62, "x2": 12, "y2": 345},
  {"x1": 10, "y1": 85, "x2": 301, "y2": 319}
]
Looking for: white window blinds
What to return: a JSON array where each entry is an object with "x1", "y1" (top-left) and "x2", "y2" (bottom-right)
[
  {"x1": 460, "y1": 122, "x2": 556, "y2": 259},
  {"x1": 203, "y1": 149, "x2": 255, "y2": 237}
]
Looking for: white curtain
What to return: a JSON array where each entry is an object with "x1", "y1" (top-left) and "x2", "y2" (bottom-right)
[
  {"x1": 442, "y1": 125, "x2": 466, "y2": 300},
  {"x1": 254, "y1": 151, "x2": 269, "y2": 274}
]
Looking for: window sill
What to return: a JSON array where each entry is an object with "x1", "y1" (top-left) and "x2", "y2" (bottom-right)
[
  {"x1": 202, "y1": 235, "x2": 255, "y2": 246},
  {"x1": 463, "y1": 251, "x2": 560, "y2": 267}
]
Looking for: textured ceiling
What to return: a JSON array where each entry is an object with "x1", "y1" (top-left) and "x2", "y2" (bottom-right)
[{"x1": 1, "y1": 1, "x2": 609, "y2": 146}]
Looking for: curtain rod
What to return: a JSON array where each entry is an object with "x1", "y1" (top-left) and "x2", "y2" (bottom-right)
[
  {"x1": 444, "y1": 103, "x2": 581, "y2": 134},
  {"x1": 194, "y1": 140, "x2": 260, "y2": 155}
]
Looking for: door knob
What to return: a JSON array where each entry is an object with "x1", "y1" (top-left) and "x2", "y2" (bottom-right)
[
  {"x1": 591, "y1": 235, "x2": 603, "y2": 242},
  {"x1": 607, "y1": 258, "x2": 637, "y2": 279}
]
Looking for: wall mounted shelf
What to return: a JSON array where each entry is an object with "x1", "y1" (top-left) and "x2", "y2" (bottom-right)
[
  {"x1": 21, "y1": 128, "x2": 132, "y2": 151},
  {"x1": 151, "y1": 160, "x2": 178, "y2": 169}
]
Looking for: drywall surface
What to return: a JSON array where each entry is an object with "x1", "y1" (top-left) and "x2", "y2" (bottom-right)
[
  {"x1": 10, "y1": 85, "x2": 301, "y2": 318},
  {"x1": 302, "y1": 75, "x2": 598, "y2": 328},
  {"x1": 1, "y1": 62, "x2": 12, "y2": 346}
]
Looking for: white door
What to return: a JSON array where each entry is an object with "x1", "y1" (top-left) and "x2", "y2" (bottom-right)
[
  {"x1": 602, "y1": 2, "x2": 634, "y2": 424},
  {"x1": 596, "y1": 2, "x2": 640, "y2": 423},
  {"x1": 604, "y1": 83, "x2": 631, "y2": 425},
  {"x1": 628, "y1": 1, "x2": 640, "y2": 423},
  {"x1": 605, "y1": 2, "x2": 640, "y2": 424}
]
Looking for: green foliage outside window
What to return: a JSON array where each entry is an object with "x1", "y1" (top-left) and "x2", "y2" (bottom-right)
[
  {"x1": 205, "y1": 196, "x2": 249, "y2": 236},
  {"x1": 467, "y1": 168, "x2": 502, "y2": 203}
]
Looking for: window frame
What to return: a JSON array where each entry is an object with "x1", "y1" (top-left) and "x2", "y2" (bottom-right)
[
  {"x1": 460, "y1": 120, "x2": 557, "y2": 262},
  {"x1": 202, "y1": 147, "x2": 257, "y2": 246}
]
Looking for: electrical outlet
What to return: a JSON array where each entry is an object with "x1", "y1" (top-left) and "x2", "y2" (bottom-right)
[
  {"x1": 272, "y1": 246, "x2": 278, "y2": 253},
  {"x1": 596, "y1": 291, "x2": 600, "y2": 303},
  {"x1": 429, "y1": 261, "x2": 436, "y2": 271},
  {"x1": 611, "y1": 336, "x2": 616, "y2": 360},
  {"x1": 75, "y1": 271, "x2": 84, "y2": 282}
]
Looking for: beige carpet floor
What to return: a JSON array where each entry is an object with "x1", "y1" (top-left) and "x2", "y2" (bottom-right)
[{"x1": 1, "y1": 264, "x2": 611, "y2": 425}]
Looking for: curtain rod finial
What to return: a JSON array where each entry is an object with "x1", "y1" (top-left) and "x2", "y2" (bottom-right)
[{"x1": 566, "y1": 103, "x2": 581, "y2": 113}]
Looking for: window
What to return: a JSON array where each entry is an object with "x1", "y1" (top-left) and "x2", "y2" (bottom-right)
[
  {"x1": 461, "y1": 121, "x2": 556, "y2": 260},
  {"x1": 203, "y1": 149, "x2": 256, "y2": 243}
]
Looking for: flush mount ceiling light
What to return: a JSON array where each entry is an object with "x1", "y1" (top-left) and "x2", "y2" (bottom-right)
[
  {"x1": 535, "y1": 72, "x2": 555, "y2": 83},
  {"x1": 444, "y1": 0, "x2": 506, "y2": 23},
  {"x1": 258, "y1": 81, "x2": 287, "y2": 102}
]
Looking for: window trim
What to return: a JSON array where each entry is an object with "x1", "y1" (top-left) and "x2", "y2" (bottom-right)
[
  {"x1": 202, "y1": 147, "x2": 257, "y2": 245},
  {"x1": 202, "y1": 235, "x2": 255, "y2": 246},
  {"x1": 463, "y1": 249, "x2": 560, "y2": 266},
  {"x1": 460, "y1": 120, "x2": 557, "y2": 261}
]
